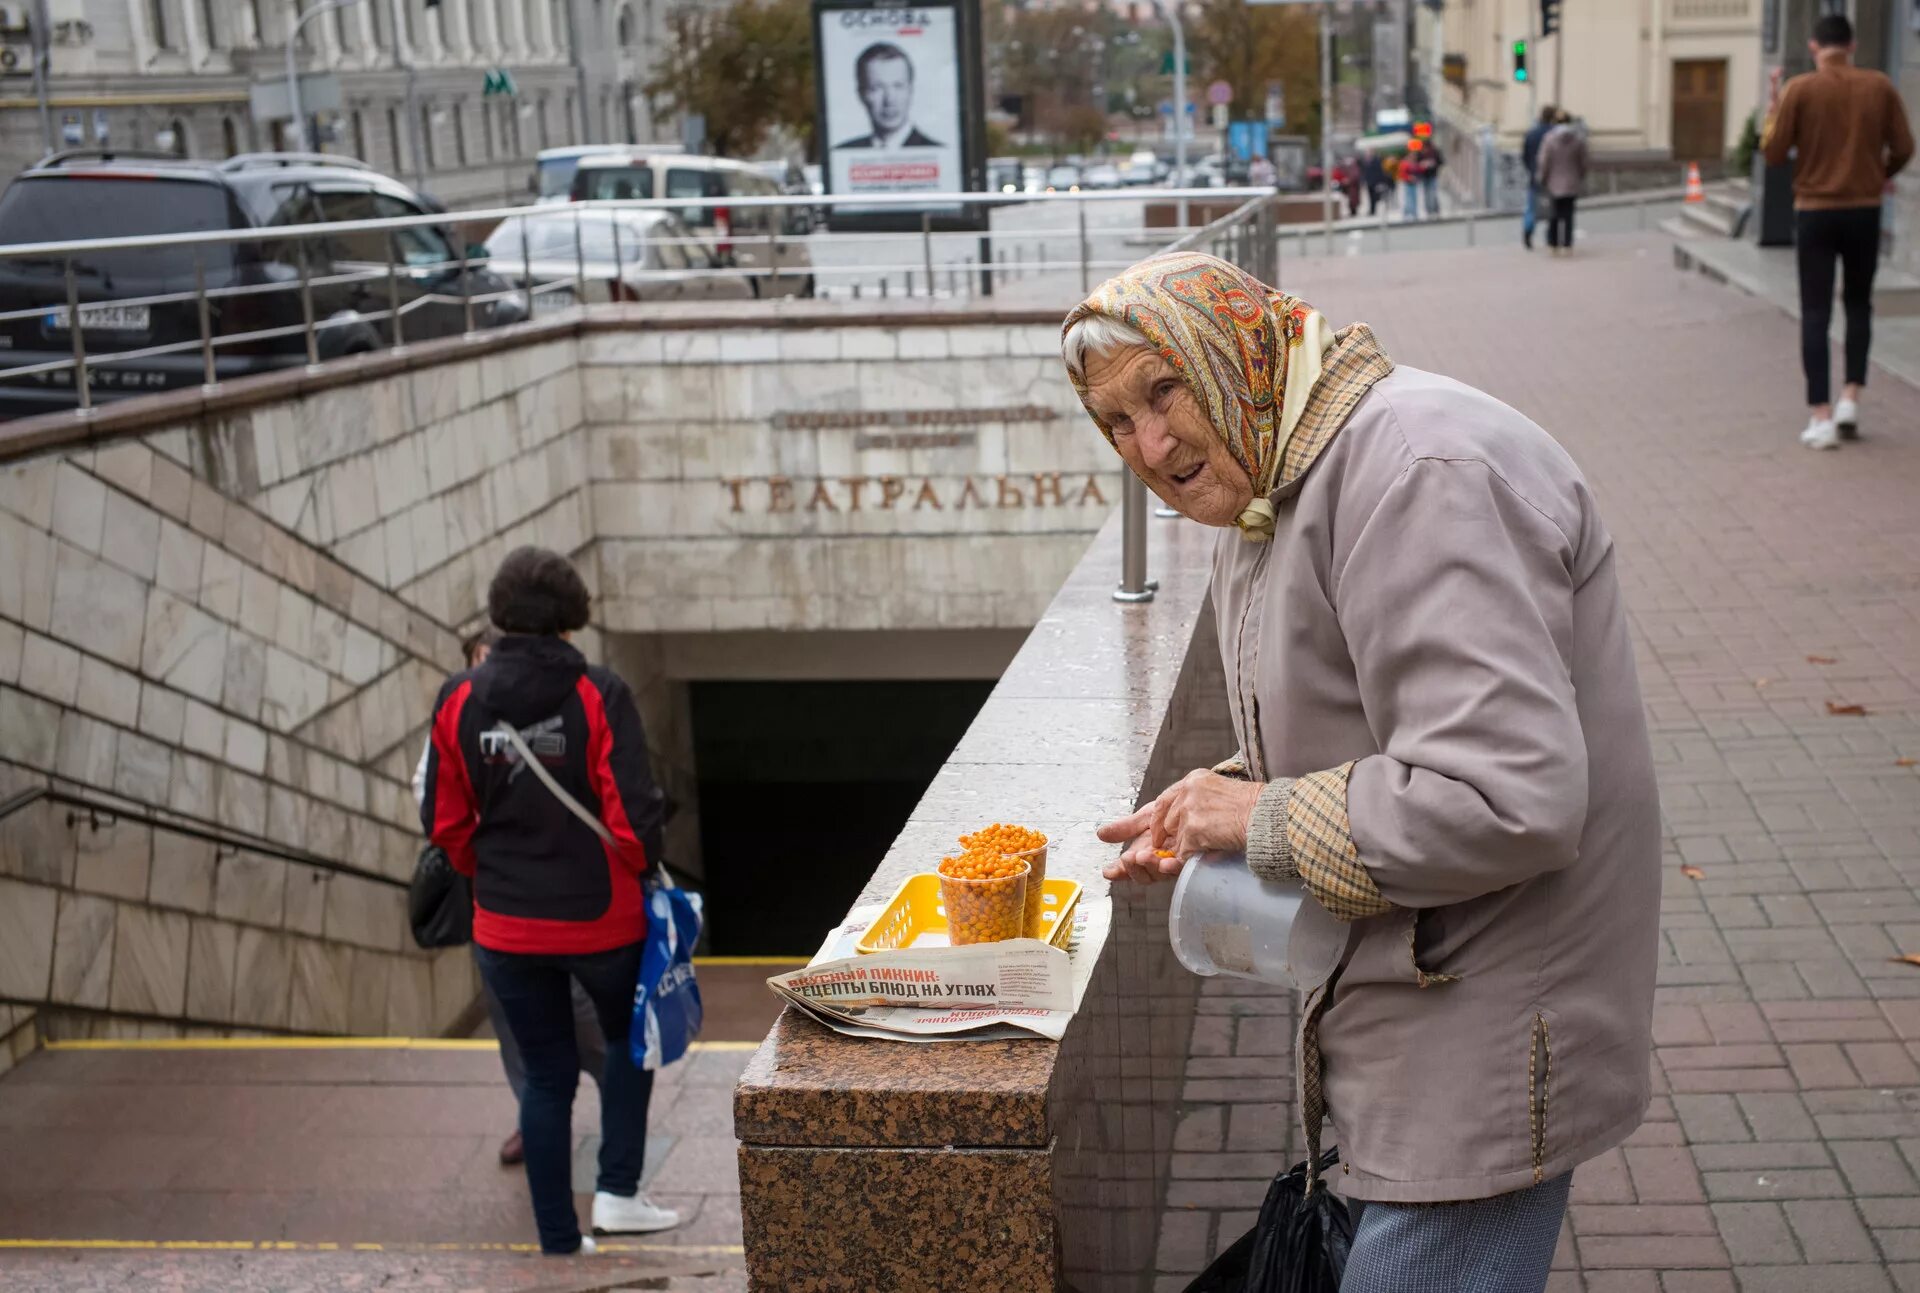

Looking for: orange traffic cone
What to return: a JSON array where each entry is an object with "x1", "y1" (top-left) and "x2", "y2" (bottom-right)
[{"x1": 1684, "y1": 162, "x2": 1705, "y2": 203}]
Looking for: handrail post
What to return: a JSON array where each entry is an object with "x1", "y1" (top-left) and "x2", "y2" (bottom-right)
[
  {"x1": 297, "y1": 234, "x2": 319, "y2": 366},
  {"x1": 64, "y1": 256, "x2": 89, "y2": 413},
  {"x1": 386, "y1": 231, "x2": 405, "y2": 350},
  {"x1": 769, "y1": 204, "x2": 782, "y2": 296},
  {"x1": 1113, "y1": 473, "x2": 1156, "y2": 603},
  {"x1": 921, "y1": 211, "x2": 934, "y2": 299},
  {"x1": 195, "y1": 250, "x2": 216, "y2": 387},
  {"x1": 608, "y1": 208, "x2": 623, "y2": 304},
  {"x1": 520, "y1": 213, "x2": 534, "y2": 318},
  {"x1": 1078, "y1": 199, "x2": 1090, "y2": 293},
  {"x1": 461, "y1": 237, "x2": 476, "y2": 336},
  {"x1": 573, "y1": 206, "x2": 587, "y2": 306}
]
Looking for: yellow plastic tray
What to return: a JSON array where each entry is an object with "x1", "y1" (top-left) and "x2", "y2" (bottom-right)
[{"x1": 857, "y1": 873, "x2": 1082, "y2": 954}]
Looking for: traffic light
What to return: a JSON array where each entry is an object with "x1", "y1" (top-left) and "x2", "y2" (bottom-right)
[
  {"x1": 1512, "y1": 39, "x2": 1529, "y2": 83},
  {"x1": 1540, "y1": 0, "x2": 1560, "y2": 38}
]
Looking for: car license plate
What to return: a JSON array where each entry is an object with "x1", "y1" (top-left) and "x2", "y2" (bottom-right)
[
  {"x1": 532, "y1": 289, "x2": 576, "y2": 314},
  {"x1": 46, "y1": 304, "x2": 151, "y2": 331}
]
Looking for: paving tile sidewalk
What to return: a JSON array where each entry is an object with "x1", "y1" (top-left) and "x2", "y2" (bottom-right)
[{"x1": 1155, "y1": 234, "x2": 1920, "y2": 1292}]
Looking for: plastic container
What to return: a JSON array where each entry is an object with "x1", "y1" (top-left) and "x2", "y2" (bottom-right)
[
  {"x1": 938, "y1": 860, "x2": 1029, "y2": 945},
  {"x1": 1167, "y1": 851, "x2": 1345, "y2": 989},
  {"x1": 1008, "y1": 842, "x2": 1048, "y2": 938},
  {"x1": 856, "y1": 874, "x2": 1082, "y2": 954}
]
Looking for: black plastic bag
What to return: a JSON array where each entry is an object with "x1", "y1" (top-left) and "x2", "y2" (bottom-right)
[
  {"x1": 407, "y1": 844, "x2": 472, "y2": 948},
  {"x1": 1183, "y1": 1149, "x2": 1352, "y2": 1293}
]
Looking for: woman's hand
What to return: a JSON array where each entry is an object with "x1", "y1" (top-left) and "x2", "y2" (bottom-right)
[{"x1": 1096, "y1": 769, "x2": 1264, "y2": 883}]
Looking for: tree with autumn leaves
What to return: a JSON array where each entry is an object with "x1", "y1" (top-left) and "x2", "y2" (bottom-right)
[
  {"x1": 644, "y1": 0, "x2": 816, "y2": 158},
  {"x1": 1184, "y1": 0, "x2": 1322, "y2": 141}
]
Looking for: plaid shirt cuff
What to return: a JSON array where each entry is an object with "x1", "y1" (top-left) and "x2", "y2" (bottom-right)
[{"x1": 1283, "y1": 761, "x2": 1392, "y2": 923}]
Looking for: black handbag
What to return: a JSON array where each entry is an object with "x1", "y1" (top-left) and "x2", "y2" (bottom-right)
[
  {"x1": 1183, "y1": 1149, "x2": 1352, "y2": 1293},
  {"x1": 407, "y1": 843, "x2": 472, "y2": 948}
]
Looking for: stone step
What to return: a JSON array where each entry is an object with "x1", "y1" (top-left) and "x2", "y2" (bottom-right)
[{"x1": 1678, "y1": 199, "x2": 1742, "y2": 238}]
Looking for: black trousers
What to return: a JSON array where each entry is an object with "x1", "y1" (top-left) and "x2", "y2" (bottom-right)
[
  {"x1": 1795, "y1": 206, "x2": 1880, "y2": 406},
  {"x1": 1546, "y1": 195, "x2": 1576, "y2": 248}
]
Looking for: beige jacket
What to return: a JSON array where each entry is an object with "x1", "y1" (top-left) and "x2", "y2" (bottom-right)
[{"x1": 1214, "y1": 363, "x2": 1661, "y2": 1202}]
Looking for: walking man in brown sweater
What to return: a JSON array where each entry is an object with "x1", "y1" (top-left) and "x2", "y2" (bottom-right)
[{"x1": 1764, "y1": 13, "x2": 1914, "y2": 450}]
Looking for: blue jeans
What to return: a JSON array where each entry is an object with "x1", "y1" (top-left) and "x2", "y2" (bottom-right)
[
  {"x1": 474, "y1": 940, "x2": 653, "y2": 1254},
  {"x1": 1402, "y1": 181, "x2": 1419, "y2": 219},
  {"x1": 1522, "y1": 184, "x2": 1538, "y2": 240},
  {"x1": 1421, "y1": 176, "x2": 1439, "y2": 219}
]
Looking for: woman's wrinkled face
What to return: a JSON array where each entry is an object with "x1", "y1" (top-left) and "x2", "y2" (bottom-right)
[{"x1": 1082, "y1": 345, "x2": 1254, "y2": 527}]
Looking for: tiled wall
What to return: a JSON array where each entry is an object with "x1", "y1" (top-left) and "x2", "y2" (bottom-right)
[
  {"x1": 0, "y1": 358, "x2": 535, "y2": 1038},
  {"x1": 0, "y1": 314, "x2": 1117, "y2": 1039},
  {"x1": 581, "y1": 324, "x2": 1117, "y2": 634}
]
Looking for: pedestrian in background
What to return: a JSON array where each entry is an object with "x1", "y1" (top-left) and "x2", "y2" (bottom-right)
[
  {"x1": 1399, "y1": 149, "x2": 1424, "y2": 220},
  {"x1": 1521, "y1": 105, "x2": 1559, "y2": 249},
  {"x1": 1763, "y1": 12, "x2": 1913, "y2": 450},
  {"x1": 1537, "y1": 110, "x2": 1588, "y2": 255},
  {"x1": 412, "y1": 626, "x2": 610, "y2": 1170},
  {"x1": 1363, "y1": 150, "x2": 1389, "y2": 216},
  {"x1": 1419, "y1": 142, "x2": 1444, "y2": 219},
  {"x1": 422, "y1": 546, "x2": 678, "y2": 1255}
]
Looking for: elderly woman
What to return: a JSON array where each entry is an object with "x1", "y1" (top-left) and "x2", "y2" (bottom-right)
[{"x1": 1065, "y1": 253, "x2": 1660, "y2": 1292}]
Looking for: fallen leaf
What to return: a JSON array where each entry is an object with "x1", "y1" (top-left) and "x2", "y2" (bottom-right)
[
  {"x1": 1889, "y1": 955, "x2": 1920, "y2": 968},
  {"x1": 1826, "y1": 701, "x2": 1870, "y2": 716},
  {"x1": 1807, "y1": 654, "x2": 1838, "y2": 665},
  {"x1": 1897, "y1": 758, "x2": 1917, "y2": 768},
  {"x1": 1680, "y1": 864, "x2": 1706, "y2": 881}
]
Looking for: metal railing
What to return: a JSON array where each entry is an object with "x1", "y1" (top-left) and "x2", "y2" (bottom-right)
[
  {"x1": 0, "y1": 783, "x2": 407, "y2": 891},
  {"x1": 0, "y1": 187, "x2": 1273, "y2": 416}
]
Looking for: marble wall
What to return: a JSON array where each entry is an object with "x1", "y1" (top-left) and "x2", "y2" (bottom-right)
[{"x1": 733, "y1": 510, "x2": 1231, "y2": 1292}]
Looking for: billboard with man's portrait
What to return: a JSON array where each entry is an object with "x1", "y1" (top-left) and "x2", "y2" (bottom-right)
[{"x1": 814, "y1": 0, "x2": 984, "y2": 228}]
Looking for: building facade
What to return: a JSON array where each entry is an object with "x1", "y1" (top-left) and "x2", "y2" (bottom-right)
[
  {"x1": 1414, "y1": 0, "x2": 1766, "y2": 199},
  {"x1": 0, "y1": 0, "x2": 682, "y2": 207}
]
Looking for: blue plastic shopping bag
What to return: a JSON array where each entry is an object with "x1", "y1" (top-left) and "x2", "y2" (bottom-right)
[{"x1": 632, "y1": 867, "x2": 703, "y2": 1071}]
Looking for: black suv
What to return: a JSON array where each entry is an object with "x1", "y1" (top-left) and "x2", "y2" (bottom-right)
[{"x1": 0, "y1": 151, "x2": 526, "y2": 420}]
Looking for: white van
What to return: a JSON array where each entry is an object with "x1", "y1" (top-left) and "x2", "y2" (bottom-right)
[
  {"x1": 568, "y1": 152, "x2": 815, "y2": 298},
  {"x1": 530, "y1": 145, "x2": 682, "y2": 204}
]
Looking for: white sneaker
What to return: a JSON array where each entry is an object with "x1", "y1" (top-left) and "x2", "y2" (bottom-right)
[
  {"x1": 591, "y1": 1190, "x2": 681, "y2": 1234},
  {"x1": 1834, "y1": 397, "x2": 1860, "y2": 439},
  {"x1": 576, "y1": 1236, "x2": 598, "y2": 1256},
  {"x1": 1801, "y1": 417, "x2": 1840, "y2": 450}
]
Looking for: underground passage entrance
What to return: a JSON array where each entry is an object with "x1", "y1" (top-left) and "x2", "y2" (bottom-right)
[{"x1": 691, "y1": 679, "x2": 995, "y2": 955}]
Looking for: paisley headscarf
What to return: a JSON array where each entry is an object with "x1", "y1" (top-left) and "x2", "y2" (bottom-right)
[{"x1": 1063, "y1": 252, "x2": 1392, "y2": 541}]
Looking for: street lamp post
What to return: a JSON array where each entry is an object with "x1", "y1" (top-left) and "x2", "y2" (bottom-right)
[
  {"x1": 286, "y1": 0, "x2": 364, "y2": 151},
  {"x1": 1150, "y1": 0, "x2": 1188, "y2": 230}
]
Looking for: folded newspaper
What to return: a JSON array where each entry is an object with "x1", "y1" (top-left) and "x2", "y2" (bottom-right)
[{"x1": 767, "y1": 896, "x2": 1110, "y2": 1043}]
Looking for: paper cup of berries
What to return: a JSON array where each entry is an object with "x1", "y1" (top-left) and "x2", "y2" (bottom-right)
[
  {"x1": 937, "y1": 850, "x2": 1032, "y2": 945},
  {"x1": 958, "y1": 823, "x2": 1049, "y2": 938}
]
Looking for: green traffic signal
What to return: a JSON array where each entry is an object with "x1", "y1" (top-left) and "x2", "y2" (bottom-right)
[{"x1": 1513, "y1": 39, "x2": 1529, "y2": 83}]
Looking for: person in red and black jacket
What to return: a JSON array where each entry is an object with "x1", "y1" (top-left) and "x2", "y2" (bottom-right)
[{"x1": 420, "y1": 546, "x2": 678, "y2": 1255}]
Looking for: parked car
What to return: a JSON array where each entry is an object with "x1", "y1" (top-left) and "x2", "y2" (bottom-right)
[
  {"x1": 988, "y1": 157, "x2": 1023, "y2": 193},
  {"x1": 1044, "y1": 165, "x2": 1082, "y2": 193},
  {"x1": 0, "y1": 150, "x2": 524, "y2": 421},
  {"x1": 483, "y1": 209, "x2": 751, "y2": 307},
  {"x1": 1123, "y1": 148, "x2": 1166, "y2": 185},
  {"x1": 531, "y1": 143, "x2": 684, "y2": 204},
  {"x1": 1083, "y1": 163, "x2": 1124, "y2": 190},
  {"x1": 569, "y1": 152, "x2": 814, "y2": 297}
]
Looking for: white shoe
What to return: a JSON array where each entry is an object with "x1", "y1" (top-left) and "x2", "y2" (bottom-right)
[
  {"x1": 1834, "y1": 397, "x2": 1859, "y2": 439},
  {"x1": 591, "y1": 1190, "x2": 681, "y2": 1234},
  {"x1": 576, "y1": 1236, "x2": 598, "y2": 1256},
  {"x1": 1801, "y1": 417, "x2": 1840, "y2": 450}
]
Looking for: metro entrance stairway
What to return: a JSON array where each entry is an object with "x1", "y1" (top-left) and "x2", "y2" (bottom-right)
[{"x1": 0, "y1": 1035, "x2": 753, "y2": 1292}]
